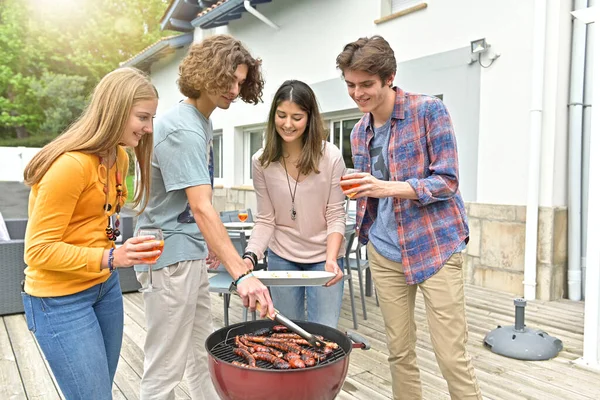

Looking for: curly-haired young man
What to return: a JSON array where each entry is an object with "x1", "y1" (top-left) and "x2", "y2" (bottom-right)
[
  {"x1": 337, "y1": 36, "x2": 482, "y2": 400},
  {"x1": 135, "y1": 34, "x2": 274, "y2": 400}
]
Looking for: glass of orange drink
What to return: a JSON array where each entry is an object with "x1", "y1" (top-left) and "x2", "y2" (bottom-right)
[
  {"x1": 137, "y1": 227, "x2": 164, "y2": 293},
  {"x1": 238, "y1": 211, "x2": 249, "y2": 223},
  {"x1": 340, "y1": 168, "x2": 361, "y2": 198}
]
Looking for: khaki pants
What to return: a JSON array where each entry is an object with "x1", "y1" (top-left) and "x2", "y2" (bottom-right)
[
  {"x1": 367, "y1": 242, "x2": 482, "y2": 400},
  {"x1": 136, "y1": 260, "x2": 218, "y2": 400}
]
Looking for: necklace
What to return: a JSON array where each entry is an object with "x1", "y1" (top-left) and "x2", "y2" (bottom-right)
[
  {"x1": 98, "y1": 149, "x2": 123, "y2": 241},
  {"x1": 282, "y1": 157, "x2": 300, "y2": 221}
]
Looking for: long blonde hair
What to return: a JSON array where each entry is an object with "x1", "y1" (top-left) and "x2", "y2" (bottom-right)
[{"x1": 24, "y1": 67, "x2": 158, "y2": 213}]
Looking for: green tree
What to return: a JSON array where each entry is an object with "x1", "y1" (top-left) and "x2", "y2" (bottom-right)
[
  {"x1": 30, "y1": 72, "x2": 88, "y2": 136},
  {"x1": 0, "y1": 1, "x2": 44, "y2": 139},
  {"x1": 0, "y1": 0, "x2": 173, "y2": 141}
]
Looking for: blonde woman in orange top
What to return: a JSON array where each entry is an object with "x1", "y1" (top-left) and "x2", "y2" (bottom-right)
[{"x1": 22, "y1": 67, "x2": 160, "y2": 400}]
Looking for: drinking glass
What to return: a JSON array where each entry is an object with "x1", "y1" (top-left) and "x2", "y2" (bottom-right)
[
  {"x1": 340, "y1": 168, "x2": 361, "y2": 198},
  {"x1": 238, "y1": 211, "x2": 249, "y2": 223},
  {"x1": 137, "y1": 228, "x2": 164, "y2": 293}
]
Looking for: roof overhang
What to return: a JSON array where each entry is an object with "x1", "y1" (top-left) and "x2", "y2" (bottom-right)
[
  {"x1": 191, "y1": 0, "x2": 272, "y2": 29},
  {"x1": 160, "y1": 0, "x2": 203, "y2": 32},
  {"x1": 120, "y1": 33, "x2": 194, "y2": 71}
]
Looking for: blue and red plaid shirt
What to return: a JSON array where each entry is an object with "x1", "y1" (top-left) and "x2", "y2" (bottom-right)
[{"x1": 351, "y1": 87, "x2": 469, "y2": 285}]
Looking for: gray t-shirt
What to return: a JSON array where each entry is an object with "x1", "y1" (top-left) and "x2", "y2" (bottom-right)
[
  {"x1": 135, "y1": 102, "x2": 213, "y2": 271},
  {"x1": 369, "y1": 118, "x2": 403, "y2": 263}
]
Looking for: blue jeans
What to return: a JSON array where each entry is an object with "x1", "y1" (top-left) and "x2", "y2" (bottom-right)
[
  {"x1": 22, "y1": 271, "x2": 124, "y2": 400},
  {"x1": 267, "y1": 249, "x2": 344, "y2": 328}
]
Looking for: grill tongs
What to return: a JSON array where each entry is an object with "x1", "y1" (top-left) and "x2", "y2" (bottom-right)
[{"x1": 229, "y1": 287, "x2": 327, "y2": 349}]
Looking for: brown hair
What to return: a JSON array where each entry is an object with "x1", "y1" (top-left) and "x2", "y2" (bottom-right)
[
  {"x1": 178, "y1": 34, "x2": 264, "y2": 104},
  {"x1": 23, "y1": 67, "x2": 157, "y2": 213},
  {"x1": 336, "y1": 35, "x2": 397, "y2": 85},
  {"x1": 259, "y1": 80, "x2": 326, "y2": 175}
]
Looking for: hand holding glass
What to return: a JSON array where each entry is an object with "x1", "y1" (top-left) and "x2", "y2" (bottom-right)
[
  {"x1": 341, "y1": 168, "x2": 361, "y2": 198},
  {"x1": 137, "y1": 228, "x2": 164, "y2": 292}
]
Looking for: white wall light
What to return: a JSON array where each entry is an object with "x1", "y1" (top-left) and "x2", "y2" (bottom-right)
[{"x1": 468, "y1": 37, "x2": 501, "y2": 68}]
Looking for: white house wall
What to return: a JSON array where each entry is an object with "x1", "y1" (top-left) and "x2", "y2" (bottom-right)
[{"x1": 148, "y1": 0, "x2": 572, "y2": 208}]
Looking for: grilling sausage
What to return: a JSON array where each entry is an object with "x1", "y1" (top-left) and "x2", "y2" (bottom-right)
[
  {"x1": 252, "y1": 352, "x2": 290, "y2": 369},
  {"x1": 272, "y1": 325, "x2": 288, "y2": 332},
  {"x1": 301, "y1": 354, "x2": 317, "y2": 367},
  {"x1": 231, "y1": 361, "x2": 258, "y2": 369},
  {"x1": 288, "y1": 357, "x2": 306, "y2": 369},
  {"x1": 234, "y1": 336, "x2": 250, "y2": 352},
  {"x1": 252, "y1": 327, "x2": 271, "y2": 336},
  {"x1": 233, "y1": 348, "x2": 256, "y2": 367}
]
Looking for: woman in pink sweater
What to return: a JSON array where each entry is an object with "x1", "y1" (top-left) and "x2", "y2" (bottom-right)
[{"x1": 245, "y1": 80, "x2": 346, "y2": 328}]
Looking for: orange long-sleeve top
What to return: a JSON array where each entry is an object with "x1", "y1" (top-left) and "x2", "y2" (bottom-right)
[{"x1": 24, "y1": 148, "x2": 129, "y2": 297}]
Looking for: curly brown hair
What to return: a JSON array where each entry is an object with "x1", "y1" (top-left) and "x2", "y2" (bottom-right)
[
  {"x1": 178, "y1": 34, "x2": 264, "y2": 104},
  {"x1": 336, "y1": 35, "x2": 397, "y2": 85}
]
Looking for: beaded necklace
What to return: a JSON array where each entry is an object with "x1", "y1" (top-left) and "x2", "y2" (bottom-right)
[{"x1": 98, "y1": 149, "x2": 124, "y2": 241}]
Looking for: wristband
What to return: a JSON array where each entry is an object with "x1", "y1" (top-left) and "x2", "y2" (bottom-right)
[
  {"x1": 242, "y1": 251, "x2": 258, "y2": 269},
  {"x1": 235, "y1": 272, "x2": 254, "y2": 286},
  {"x1": 108, "y1": 248, "x2": 115, "y2": 273},
  {"x1": 233, "y1": 269, "x2": 253, "y2": 286}
]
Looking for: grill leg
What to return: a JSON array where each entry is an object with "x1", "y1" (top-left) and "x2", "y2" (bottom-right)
[{"x1": 223, "y1": 293, "x2": 230, "y2": 326}]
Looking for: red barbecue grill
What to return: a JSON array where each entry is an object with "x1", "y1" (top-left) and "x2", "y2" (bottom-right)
[{"x1": 205, "y1": 320, "x2": 370, "y2": 400}]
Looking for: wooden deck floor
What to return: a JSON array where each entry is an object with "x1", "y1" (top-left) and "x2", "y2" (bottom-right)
[{"x1": 2, "y1": 279, "x2": 599, "y2": 400}]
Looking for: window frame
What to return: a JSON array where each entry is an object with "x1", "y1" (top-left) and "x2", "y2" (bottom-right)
[
  {"x1": 212, "y1": 130, "x2": 223, "y2": 184},
  {"x1": 324, "y1": 113, "x2": 362, "y2": 168},
  {"x1": 243, "y1": 128, "x2": 265, "y2": 186}
]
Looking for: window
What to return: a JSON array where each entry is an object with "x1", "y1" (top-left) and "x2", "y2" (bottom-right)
[
  {"x1": 244, "y1": 129, "x2": 264, "y2": 184},
  {"x1": 325, "y1": 117, "x2": 361, "y2": 168},
  {"x1": 213, "y1": 132, "x2": 222, "y2": 179}
]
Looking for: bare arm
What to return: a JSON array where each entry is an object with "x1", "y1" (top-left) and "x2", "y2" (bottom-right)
[{"x1": 185, "y1": 184, "x2": 274, "y2": 317}]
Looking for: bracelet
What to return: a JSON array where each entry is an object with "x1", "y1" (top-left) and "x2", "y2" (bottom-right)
[
  {"x1": 108, "y1": 248, "x2": 115, "y2": 273},
  {"x1": 233, "y1": 269, "x2": 253, "y2": 286},
  {"x1": 235, "y1": 272, "x2": 254, "y2": 287},
  {"x1": 242, "y1": 251, "x2": 258, "y2": 269}
]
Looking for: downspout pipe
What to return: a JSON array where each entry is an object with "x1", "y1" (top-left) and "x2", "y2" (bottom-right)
[
  {"x1": 581, "y1": 0, "x2": 596, "y2": 299},
  {"x1": 244, "y1": 0, "x2": 279, "y2": 30},
  {"x1": 523, "y1": 0, "x2": 548, "y2": 300},
  {"x1": 567, "y1": 0, "x2": 588, "y2": 301}
]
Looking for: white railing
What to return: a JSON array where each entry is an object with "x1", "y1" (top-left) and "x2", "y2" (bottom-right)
[{"x1": 0, "y1": 147, "x2": 42, "y2": 182}]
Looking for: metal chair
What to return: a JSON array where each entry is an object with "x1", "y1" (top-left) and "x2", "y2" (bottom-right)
[{"x1": 343, "y1": 225, "x2": 360, "y2": 330}]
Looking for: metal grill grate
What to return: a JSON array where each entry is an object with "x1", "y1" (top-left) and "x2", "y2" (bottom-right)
[{"x1": 210, "y1": 336, "x2": 347, "y2": 370}]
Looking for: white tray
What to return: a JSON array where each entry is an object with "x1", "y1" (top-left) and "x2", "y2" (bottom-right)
[
  {"x1": 253, "y1": 270, "x2": 335, "y2": 286},
  {"x1": 223, "y1": 222, "x2": 254, "y2": 230}
]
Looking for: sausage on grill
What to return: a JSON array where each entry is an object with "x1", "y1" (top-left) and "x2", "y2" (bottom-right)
[
  {"x1": 231, "y1": 360, "x2": 258, "y2": 369},
  {"x1": 234, "y1": 336, "x2": 250, "y2": 352},
  {"x1": 288, "y1": 357, "x2": 306, "y2": 369},
  {"x1": 301, "y1": 354, "x2": 317, "y2": 367},
  {"x1": 233, "y1": 347, "x2": 256, "y2": 367},
  {"x1": 252, "y1": 352, "x2": 290, "y2": 369},
  {"x1": 272, "y1": 325, "x2": 289, "y2": 332}
]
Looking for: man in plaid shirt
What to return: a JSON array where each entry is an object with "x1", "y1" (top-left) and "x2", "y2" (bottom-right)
[{"x1": 337, "y1": 36, "x2": 482, "y2": 400}]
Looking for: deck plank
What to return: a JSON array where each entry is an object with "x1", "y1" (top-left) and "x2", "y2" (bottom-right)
[
  {"x1": 0, "y1": 319, "x2": 26, "y2": 400},
  {"x1": 4, "y1": 315, "x2": 60, "y2": 400}
]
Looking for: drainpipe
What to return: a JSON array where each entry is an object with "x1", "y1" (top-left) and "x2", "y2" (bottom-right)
[
  {"x1": 567, "y1": 0, "x2": 588, "y2": 301},
  {"x1": 523, "y1": 0, "x2": 548, "y2": 300},
  {"x1": 581, "y1": 0, "x2": 596, "y2": 300},
  {"x1": 243, "y1": 0, "x2": 279, "y2": 30}
]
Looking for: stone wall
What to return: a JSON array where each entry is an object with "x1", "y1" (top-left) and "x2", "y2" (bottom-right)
[
  {"x1": 212, "y1": 186, "x2": 257, "y2": 215},
  {"x1": 465, "y1": 202, "x2": 567, "y2": 300}
]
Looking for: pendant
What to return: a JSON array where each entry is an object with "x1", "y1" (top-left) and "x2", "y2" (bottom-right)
[{"x1": 291, "y1": 205, "x2": 297, "y2": 221}]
